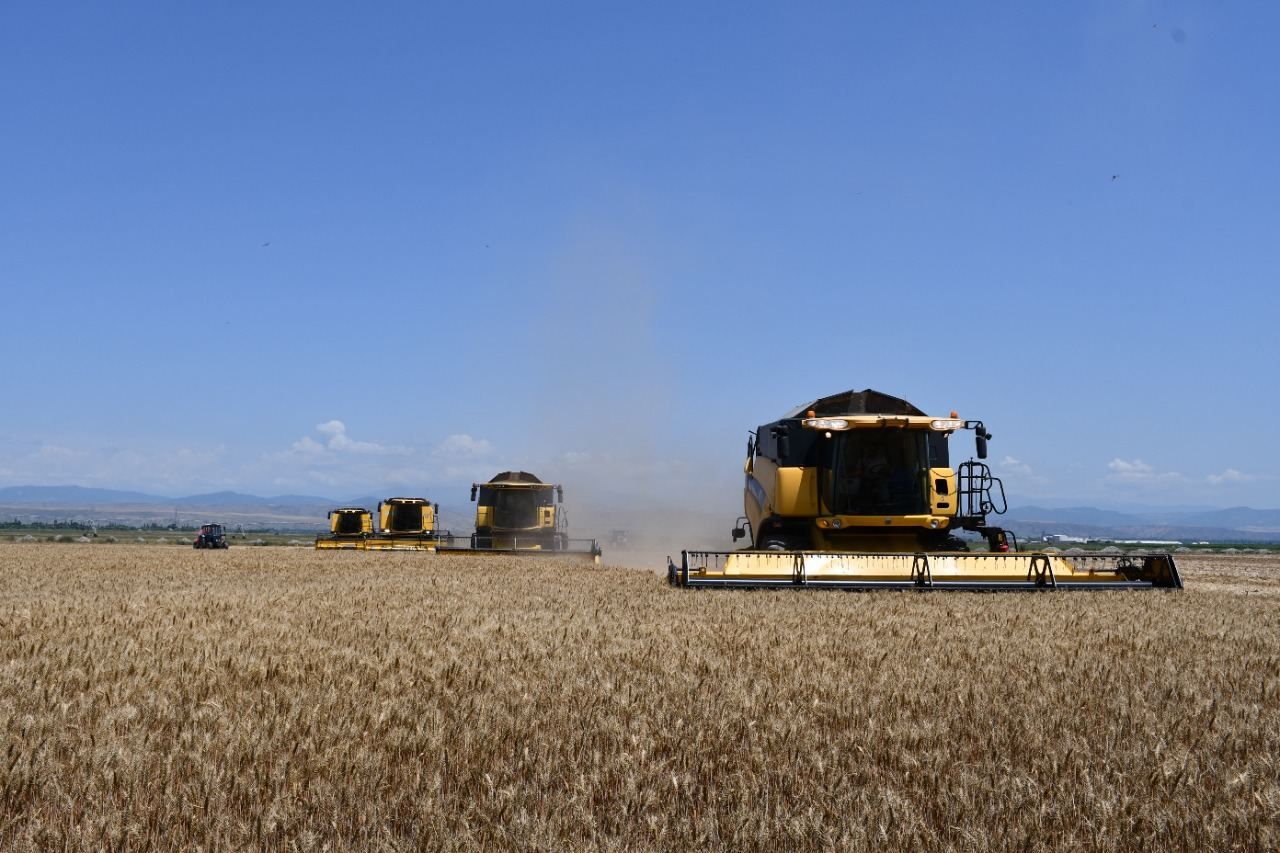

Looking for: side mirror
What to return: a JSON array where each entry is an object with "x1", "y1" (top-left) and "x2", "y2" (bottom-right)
[
  {"x1": 469, "y1": 485, "x2": 477, "y2": 501},
  {"x1": 556, "y1": 485, "x2": 564, "y2": 503},
  {"x1": 976, "y1": 433, "x2": 988, "y2": 459},
  {"x1": 732, "y1": 527, "x2": 746, "y2": 541}
]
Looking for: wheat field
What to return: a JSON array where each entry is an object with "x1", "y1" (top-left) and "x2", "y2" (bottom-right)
[{"x1": 1, "y1": 544, "x2": 1277, "y2": 850}]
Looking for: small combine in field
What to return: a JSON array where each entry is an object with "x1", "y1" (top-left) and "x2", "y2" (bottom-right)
[
  {"x1": 314, "y1": 508, "x2": 373, "y2": 550},
  {"x1": 437, "y1": 472, "x2": 601, "y2": 563}
]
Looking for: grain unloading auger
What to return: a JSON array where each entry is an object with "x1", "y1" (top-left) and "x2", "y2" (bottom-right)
[
  {"x1": 667, "y1": 389, "x2": 1182, "y2": 591},
  {"x1": 434, "y1": 471, "x2": 603, "y2": 564}
]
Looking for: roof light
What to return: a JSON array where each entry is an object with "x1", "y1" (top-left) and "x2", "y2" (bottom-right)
[
  {"x1": 930, "y1": 418, "x2": 964, "y2": 431},
  {"x1": 803, "y1": 417, "x2": 850, "y2": 430}
]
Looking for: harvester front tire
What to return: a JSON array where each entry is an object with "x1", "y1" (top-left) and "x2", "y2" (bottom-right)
[{"x1": 760, "y1": 534, "x2": 803, "y2": 552}]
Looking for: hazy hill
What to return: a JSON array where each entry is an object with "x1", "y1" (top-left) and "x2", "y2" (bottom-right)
[
  {"x1": 0, "y1": 485, "x2": 167, "y2": 504},
  {"x1": 172, "y1": 492, "x2": 337, "y2": 508},
  {"x1": 1003, "y1": 505, "x2": 1280, "y2": 542},
  {"x1": 1, "y1": 484, "x2": 1278, "y2": 542}
]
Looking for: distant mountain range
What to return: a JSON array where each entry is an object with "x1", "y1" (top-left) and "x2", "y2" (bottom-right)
[
  {"x1": 0, "y1": 485, "x2": 348, "y2": 530},
  {"x1": 1003, "y1": 505, "x2": 1280, "y2": 543},
  {"x1": 0, "y1": 485, "x2": 339, "y2": 507},
  {"x1": 2, "y1": 485, "x2": 1279, "y2": 542}
]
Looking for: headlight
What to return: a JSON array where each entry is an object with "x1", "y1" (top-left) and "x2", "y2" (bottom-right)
[
  {"x1": 930, "y1": 419, "x2": 964, "y2": 431},
  {"x1": 803, "y1": 418, "x2": 850, "y2": 430}
]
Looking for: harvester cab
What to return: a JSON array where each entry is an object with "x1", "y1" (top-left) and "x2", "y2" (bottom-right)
[
  {"x1": 193, "y1": 523, "x2": 228, "y2": 549},
  {"x1": 363, "y1": 497, "x2": 451, "y2": 551},
  {"x1": 314, "y1": 507, "x2": 373, "y2": 550},
  {"x1": 469, "y1": 471, "x2": 563, "y2": 549},
  {"x1": 671, "y1": 388, "x2": 1182, "y2": 590},
  {"x1": 436, "y1": 471, "x2": 601, "y2": 562}
]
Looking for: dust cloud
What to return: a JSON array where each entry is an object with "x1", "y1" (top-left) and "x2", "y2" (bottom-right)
[{"x1": 519, "y1": 221, "x2": 739, "y2": 569}]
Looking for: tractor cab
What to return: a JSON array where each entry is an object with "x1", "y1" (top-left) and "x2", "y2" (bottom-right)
[{"x1": 194, "y1": 523, "x2": 228, "y2": 549}]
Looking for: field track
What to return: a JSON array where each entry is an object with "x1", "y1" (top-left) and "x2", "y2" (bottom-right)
[{"x1": 2, "y1": 544, "x2": 1278, "y2": 850}]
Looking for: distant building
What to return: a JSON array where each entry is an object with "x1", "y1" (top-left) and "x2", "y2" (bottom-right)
[{"x1": 1043, "y1": 534, "x2": 1088, "y2": 544}]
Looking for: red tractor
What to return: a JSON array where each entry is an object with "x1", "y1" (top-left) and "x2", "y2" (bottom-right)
[{"x1": 193, "y1": 523, "x2": 229, "y2": 549}]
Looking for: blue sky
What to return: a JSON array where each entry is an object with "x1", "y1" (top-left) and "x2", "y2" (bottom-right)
[{"x1": 1, "y1": 1, "x2": 1276, "y2": 512}]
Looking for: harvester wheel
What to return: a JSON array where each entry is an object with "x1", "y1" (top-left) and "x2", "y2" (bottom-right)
[
  {"x1": 760, "y1": 534, "x2": 803, "y2": 551},
  {"x1": 921, "y1": 533, "x2": 969, "y2": 552}
]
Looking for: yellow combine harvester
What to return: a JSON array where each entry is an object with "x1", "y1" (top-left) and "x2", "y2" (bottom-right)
[
  {"x1": 363, "y1": 497, "x2": 453, "y2": 551},
  {"x1": 668, "y1": 389, "x2": 1182, "y2": 591},
  {"x1": 314, "y1": 507, "x2": 373, "y2": 549},
  {"x1": 437, "y1": 471, "x2": 601, "y2": 563},
  {"x1": 316, "y1": 498, "x2": 450, "y2": 551}
]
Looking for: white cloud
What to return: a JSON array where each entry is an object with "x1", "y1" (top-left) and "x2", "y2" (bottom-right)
[
  {"x1": 290, "y1": 435, "x2": 325, "y2": 454},
  {"x1": 1207, "y1": 468, "x2": 1255, "y2": 486},
  {"x1": 289, "y1": 420, "x2": 402, "y2": 456},
  {"x1": 257, "y1": 428, "x2": 501, "y2": 494},
  {"x1": 1105, "y1": 458, "x2": 1182, "y2": 483},
  {"x1": 0, "y1": 424, "x2": 502, "y2": 499},
  {"x1": 1108, "y1": 458, "x2": 1151, "y2": 476},
  {"x1": 1001, "y1": 456, "x2": 1033, "y2": 476},
  {"x1": 432, "y1": 434, "x2": 492, "y2": 459},
  {"x1": 0, "y1": 443, "x2": 230, "y2": 493}
]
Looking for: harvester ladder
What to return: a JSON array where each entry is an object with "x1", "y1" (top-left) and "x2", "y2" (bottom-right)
[{"x1": 957, "y1": 461, "x2": 1007, "y2": 520}]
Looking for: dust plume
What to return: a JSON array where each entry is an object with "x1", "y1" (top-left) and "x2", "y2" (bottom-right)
[{"x1": 520, "y1": 220, "x2": 738, "y2": 567}]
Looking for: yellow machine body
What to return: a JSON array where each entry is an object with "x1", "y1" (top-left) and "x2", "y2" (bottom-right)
[
  {"x1": 363, "y1": 497, "x2": 448, "y2": 551},
  {"x1": 742, "y1": 411, "x2": 973, "y2": 553},
  {"x1": 314, "y1": 507, "x2": 373, "y2": 550},
  {"x1": 436, "y1": 471, "x2": 601, "y2": 563},
  {"x1": 671, "y1": 388, "x2": 1181, "y2": 590}
]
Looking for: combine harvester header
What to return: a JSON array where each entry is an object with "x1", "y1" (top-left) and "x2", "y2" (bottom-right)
[{"x1": 668, "y1": 388, "x2": 1182, "y2": 591}]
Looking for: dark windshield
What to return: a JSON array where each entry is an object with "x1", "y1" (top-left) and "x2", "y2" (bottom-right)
[
  {"x1": 387, "y1": 503, "x2": 423, "y2": 532},
  {"x1": 824, "y1": 429, "x2": 930, "y2": 515},
  {"x1": 481, "y1": 487, "x2": 552, "y2": 529},
  {"x1": 336, "y1": 513, "x2": 364, "y2": 534}
]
